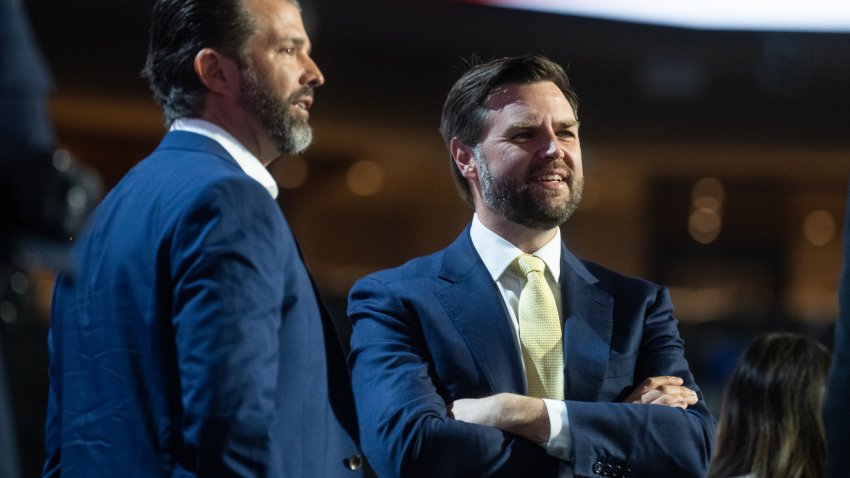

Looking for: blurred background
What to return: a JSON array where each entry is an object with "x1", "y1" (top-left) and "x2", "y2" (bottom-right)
[{"x1": 3, "y1": 0, "x2": 849, "y2": 475}]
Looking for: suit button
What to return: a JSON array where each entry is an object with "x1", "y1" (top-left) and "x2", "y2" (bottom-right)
[
  {"x1": 593, "y1": 462, "x2": 604, "y2": 474},
  {"x1": 344, "y1": 453, "x2": 363, "y2": 471}
]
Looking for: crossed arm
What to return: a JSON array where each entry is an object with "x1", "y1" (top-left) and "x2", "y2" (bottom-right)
[
  {"x1": 450, "y1": 376, "x2": 699, "y2": 444},
  {"x1": 349, "y1": 273, "x2": 715, "y2": 477}
]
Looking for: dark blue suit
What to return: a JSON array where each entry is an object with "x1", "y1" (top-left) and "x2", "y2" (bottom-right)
[
  {"x1": 44, "y1": 131, "x2": 363, "y2": 477},
  {"x1": 825, "y1": 178, "x2": 850, "y2": 478},
  {"x1": 348, "y1": 228, "x2": 714, "y2": 477}
]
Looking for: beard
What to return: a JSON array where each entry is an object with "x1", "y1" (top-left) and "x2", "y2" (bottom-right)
[
  {"x1": 237, "y1": 68, "x2": 313, "y2": 155},
  {"x1": 474, "y1": 147, "x2": 584, "y2": 230}
]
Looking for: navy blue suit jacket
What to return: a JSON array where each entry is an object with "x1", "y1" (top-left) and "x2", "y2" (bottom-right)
[
  {"x1": 44, "y1": 132, "x2": 363, "y2": 477},
  {"x1": 825, "y1": 178, "x2": 850, "y2": 478},
  {"x1": 348, "y1": 228, "x2": 714, "y2": 478}
]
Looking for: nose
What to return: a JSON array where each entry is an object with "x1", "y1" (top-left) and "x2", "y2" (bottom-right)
[
  {"x1": 541, "y1": 137, "x2": 564, "y2": 161},
  {"x1": 302, "y1": 54, "x2": 325, "y2": 87}
]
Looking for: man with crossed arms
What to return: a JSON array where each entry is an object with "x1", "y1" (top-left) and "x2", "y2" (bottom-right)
[{"x1": 348, "y1": 54, "x2": 714, "y2": 477}]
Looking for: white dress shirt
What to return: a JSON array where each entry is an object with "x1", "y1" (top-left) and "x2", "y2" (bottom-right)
[
  {"x1": 169, "y1": 118, "x2": 278, "y2": 199},
  {"x1": 469, "y1": 214, "x2": 573, "y2": 467}
]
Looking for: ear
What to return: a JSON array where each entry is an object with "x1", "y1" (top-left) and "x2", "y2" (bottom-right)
[
  {"x1": 450, "y1": 137, "x2": 478, "y2": 180},
  {"x1": 194, "y1": 48, "x2": 241, "y2": 97}
]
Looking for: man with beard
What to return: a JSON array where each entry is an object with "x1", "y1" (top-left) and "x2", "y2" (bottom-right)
[
  {"x1": 43, "y1": 0, "x2": 366, "y2": 476},
  {"x1": 348, "y1": 54, "x2": 715, "y2": 478}
]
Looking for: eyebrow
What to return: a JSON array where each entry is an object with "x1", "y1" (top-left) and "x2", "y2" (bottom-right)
[
  {"x1": 509, "y1": 119, "x2": 580, "y2": 129},
  {"x1": 274, "y1": 36, "x2": 311, "y2": 53}
]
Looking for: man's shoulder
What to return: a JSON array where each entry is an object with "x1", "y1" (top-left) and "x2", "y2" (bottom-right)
[
  {"x1": 570, "y1": 252, "x2": 664, "y2": 296},
  {"x1": 114, "y1": 132, "x2": 260, "y2": 203},
  {"x1": 141, "y1": 131, "x2": 241, "y2": 176},
  {"x1": 362, "y1": 228, "x2": 474, "y2": 281},
  {"x1": 357, "y1": 247, "x2": 449, "y2": 287},
  {"x1": 84, "y1": 132, "x2": 275, "y2": 247}
]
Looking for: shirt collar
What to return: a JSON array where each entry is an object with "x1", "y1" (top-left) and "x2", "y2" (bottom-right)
[
  {"x1": 470, "y1": 214, "x2": 562, "y2": 282},
  {"x1": 170, "y1": 118, "x2": 279, "y2": 199}
]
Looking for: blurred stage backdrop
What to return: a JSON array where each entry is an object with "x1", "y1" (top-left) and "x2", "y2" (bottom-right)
[{"x1": 3, "y1": 1, "x2": 849, "y2": 476}]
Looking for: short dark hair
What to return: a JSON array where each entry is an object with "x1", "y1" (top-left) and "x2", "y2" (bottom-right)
[
  {"x1": 439, "y1": 54, "x2": 578, "y2": 207},
  {"x1": 142, "y1": 0, "x2": 256, "y2": 125},
  {"x1": 709, "y1": 333, "x2": 831, "y2": 478}
]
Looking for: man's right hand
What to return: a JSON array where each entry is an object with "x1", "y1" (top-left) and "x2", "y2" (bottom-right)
[{"x1": 449, "y1": 393, "x2": 550, "y2": 444}]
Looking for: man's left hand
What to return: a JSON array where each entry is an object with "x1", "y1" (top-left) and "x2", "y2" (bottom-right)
[{"x1": 622, "y1": 376, "x2": 698, "y2": 409}]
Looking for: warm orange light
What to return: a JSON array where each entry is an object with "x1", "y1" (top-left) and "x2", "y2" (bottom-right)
[
  {"x1": 803, "y1": 210, "x2": 835, "y2": 246},
  {"x1": 346, "y1": 161, "x2": 384, "y2": 197}
]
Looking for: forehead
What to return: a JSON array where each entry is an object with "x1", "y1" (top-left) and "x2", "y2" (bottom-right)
[
  {"x1": 483, "y1": 81, "x2": 575, "y2": 123},
  {"x1": 244, "y1": 0, "x2": 309, "y2": 45}
]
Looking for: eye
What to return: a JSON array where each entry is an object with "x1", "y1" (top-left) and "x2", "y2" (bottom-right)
[
  {"x1": 557, "y1": 130, "x2": 576, "y2": 139},
  {"x1": 511, "y1": 131, "x2": 533, "y2": 141},
  {"x1": 279, "y1": 47, "x2": 296, "y2": 55}
]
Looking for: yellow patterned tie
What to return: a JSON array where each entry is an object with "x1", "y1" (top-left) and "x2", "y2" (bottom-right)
[{"x1": 514, "y1": 254, "x2": 564, "y2": 400}]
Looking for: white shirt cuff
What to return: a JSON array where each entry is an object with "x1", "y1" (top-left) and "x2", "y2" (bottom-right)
[{"x1": 541, "y1": 398, "x2": 571, "y2": 460}]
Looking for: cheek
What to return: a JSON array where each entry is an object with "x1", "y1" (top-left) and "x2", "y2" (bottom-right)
[
  {"x1": 566, "y1": 147, "x2": 583, "y2": 172},
  {"x1": 262, "y1": 63, "x2": 300, "y2": 96},
  {"x1": 270, "y1": 74, "x2": 296, "y2": 97},
  {"x1": 486, "y1": 145, "x2": 530, "y2": 170},
  {"x1": 503, "y1": 161, "x2": 536, "y2": 183}
]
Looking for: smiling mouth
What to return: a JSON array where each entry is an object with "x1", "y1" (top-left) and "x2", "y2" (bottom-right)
[
  {"x1": 528, "y1": 171, "x2": 571, "y2": 193},
  {"x1": 533, "y1": 175, "x2": 564, "y2": 183},
  {"x1": 292, "y1": 97, "x2": 313, "y2": 113},
  {"x1": 531, "y1": 170, "x2": 569, "y2": 184}
]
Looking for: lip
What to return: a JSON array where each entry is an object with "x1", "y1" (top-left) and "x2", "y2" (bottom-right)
[
  {"x1": 528, "y1": 170, "x2": 569, "y2": 190},
  {"x1": 292, "y1": 96, "x2": 314, "y2": 112},
  {"x1": 530, "y1": 170, "x2": 567, "y2": 182}
]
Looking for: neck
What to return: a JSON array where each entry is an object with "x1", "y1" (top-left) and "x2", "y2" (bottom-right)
[
  {"x1": 198, "y1": 105, "x2": 280, "y2": 166},
  {"x1": 476, "y1": 210, "x2": 558, "y2": 253}
]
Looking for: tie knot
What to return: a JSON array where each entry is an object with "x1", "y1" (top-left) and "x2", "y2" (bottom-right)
[{"x1": 515, "y1": 254, "x2": 546, "y2": 276}]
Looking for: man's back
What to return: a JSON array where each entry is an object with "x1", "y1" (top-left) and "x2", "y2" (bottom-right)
[{"x1": 45, "y1": 132, "x2": 361, "y2": 477}]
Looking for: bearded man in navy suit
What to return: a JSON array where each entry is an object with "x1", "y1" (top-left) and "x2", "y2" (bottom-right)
[
  {"x1": 43, "y1": 0, "x2": 365, "y2": 475},
  {"x1": 348, "y1": 55, "x2": 715, "y2": 478}
]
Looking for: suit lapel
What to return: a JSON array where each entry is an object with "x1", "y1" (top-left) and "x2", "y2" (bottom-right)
[
  {"x1": 560, "y1": 245, "x2": 613, "y2": 402},
  {"x1": 433, "y1": 229, "x2": 527, "y2": 394}
]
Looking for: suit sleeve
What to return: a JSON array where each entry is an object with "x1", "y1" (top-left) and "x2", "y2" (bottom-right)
[
  {"x1": 567, "y1": 286, "x2": 715, "y2": 478},
  {"x1": 348, "y1": 275, "x2": 559, "y2": 478},
  {"x1": 825, "y1": 179, "x2": 850, "y2": 478},
  {"x1": 169, "y1": 177, "x2": 286, "y2": 477}
]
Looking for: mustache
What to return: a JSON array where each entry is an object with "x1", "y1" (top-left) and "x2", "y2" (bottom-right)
[
  {"x1": 287, "y1": 86, "x2": 315, "y2": 102},
  {"x1": 531, "y1": 160, "x2": 575, "y2": 178}
]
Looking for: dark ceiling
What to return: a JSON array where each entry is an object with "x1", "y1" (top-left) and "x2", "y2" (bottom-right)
[{"x1": 24, "y1": 0, "x2": 850, "y2": 147}]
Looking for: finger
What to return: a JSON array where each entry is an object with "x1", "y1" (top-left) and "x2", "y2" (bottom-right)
[
  {"x1": 662, "y1": 386, "x2": 698, "y2": 403},
  {"x1": 640, "y1": 390, "x2": 662, "y2": 404},
  {"x1": 654, "y1": 386, "x2": 698, "y2": 404},
  {"x1": 656, "y1": 384, "x2": 695, "y2": 395},
  {"x1": 650, "y1": 394, "x2": 688, "y2": 409},
  {"x1": 638, "y1": 376, "x2": 684, "y2": 392},
  {"x1": 651, "y1": 376, "x2": 684, "y2": 386}
]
